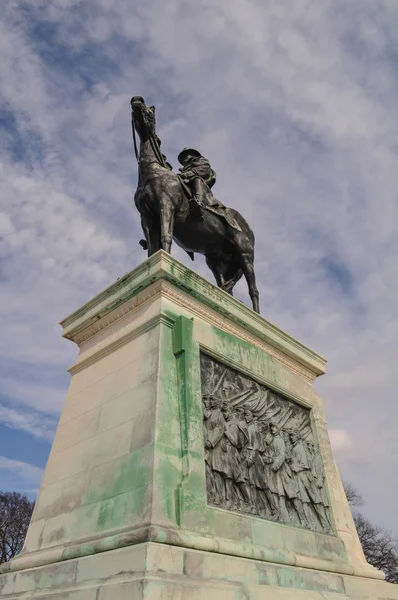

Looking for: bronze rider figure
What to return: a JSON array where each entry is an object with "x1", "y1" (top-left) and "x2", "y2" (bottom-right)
[{"x1": 178, "y1": 147, "x2": 216, "y2": 220}]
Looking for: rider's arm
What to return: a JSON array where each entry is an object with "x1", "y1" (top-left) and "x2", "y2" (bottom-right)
[
  {"x1": 179, "y1": 168, "x2": 196, "y2": 179},
  {"x1": 191, "y1": 158, "x2": 213, "y2": 181}
]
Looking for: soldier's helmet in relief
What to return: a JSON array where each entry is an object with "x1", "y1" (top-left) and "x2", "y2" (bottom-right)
[{"x1": 178, "y1": 147, "x2": 202, "y2": 165}]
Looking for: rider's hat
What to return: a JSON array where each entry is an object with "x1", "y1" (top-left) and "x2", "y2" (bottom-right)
[{"x1": 178, "y1": 147, "x2": 202, "y2": 164}]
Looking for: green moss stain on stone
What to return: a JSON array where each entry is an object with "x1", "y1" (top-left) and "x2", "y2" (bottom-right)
[
  {"x1": 172, "y1": 316, "x2": 194, "y2": 477},
  {"x1": 276, "y1": 566, "x2": 344, "y2": 593},
  {"x1": 250, "y1": 516, "x2": 343, "y2": 565},
  {"x1": 86, "y1": 445, "x2": 154, "y2": 505},
  {"x1": 209, "y1": 324, "x2": 319, "y2": 406},
  {"x1": 152, "y1": 528, "x2": 167, "y2": 543},
  {"x1": 97, "y1": 495, "x2": 125, "y2": 531},
  {"x1": 154, "y1": 450, "x2": 181, "y2": 490},
  {"x1": 180, "y1": 486, "x2": 206, "y2": 515},
  {"x1": 155, "y1": 323, "x2": 182, "y2": 443},
  {"x1": 165, "y1": 298, "x2": 318, "y2": 405},
  {"x1": 149, "y1": 321, "x2": 185, "y2": 526},
  {"x1": 96, "y1": 486, "x2": 151, "y2": 531},
  {"x1": 170, "y1": 316, "x2": 209, "y2": 527},
  {"x1": 125, "y1": 485, "x2": 151, "y2": 524},
  {"x1": 316, "y1": 532, "x2": 347, "y2": 561},
  {"x1": 210, "y1": 324, "x2": 275, "y2": 380},
  {"x1": 16, "y1": 562, "x2": 76, "y2": 591},
  {"x1": 207, "y1": 508, "x2": 252, "y2": 544},
  {"x1": 155, "y1": 485, "x2": 176, "y2": 523},
  {"x1": 256, "y1": 563, "x2": 275, "y2": 586}
]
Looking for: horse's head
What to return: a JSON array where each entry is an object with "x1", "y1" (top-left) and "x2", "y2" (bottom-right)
[{"x1": 130, "y1": 96, "x2": 156, "y2": 141}]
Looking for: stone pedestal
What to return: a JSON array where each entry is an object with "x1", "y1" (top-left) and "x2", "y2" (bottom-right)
[{"x1": 1, "y1": 250, "x2": 396, "y2": 599}]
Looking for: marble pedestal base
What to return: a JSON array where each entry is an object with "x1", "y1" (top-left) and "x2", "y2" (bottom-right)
[
  {"x1": 0, "y1": 252, "x2": 396, "y2": 599},
  {"x1": 2, "y1": 542, "x2": 398, "y2": 600}
]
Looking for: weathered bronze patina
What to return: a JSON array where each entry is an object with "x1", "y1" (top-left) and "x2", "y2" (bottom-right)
[
  {"x1": 201, "y1": 354, "x2": 331, "y2": 533},
  {"x1": 130, "y1": 96, "x2": 260, "y2": 313}
]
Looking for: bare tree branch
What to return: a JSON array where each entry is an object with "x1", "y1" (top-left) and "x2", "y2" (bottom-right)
[
  {"x1": 343, "y1": 482, "x2": 398, "y2": 584},
  {"x1": 343, "y1": 481, "x2": 364, "y2": 507},
  {"x1": 0, "y1": 492, "x2": 34, "y2": 564}
]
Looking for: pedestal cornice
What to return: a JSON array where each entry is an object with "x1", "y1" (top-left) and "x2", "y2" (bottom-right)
[{"x1": 60, "y1": 251, "x2": 327, "y2": 383}]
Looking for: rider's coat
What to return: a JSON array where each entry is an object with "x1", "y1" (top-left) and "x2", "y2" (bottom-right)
[{"x1": 179, "y1": 155, "x2": 216, "y2": 190}]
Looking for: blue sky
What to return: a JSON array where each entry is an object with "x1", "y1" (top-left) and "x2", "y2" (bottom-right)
[{"x1": 1, "y1": 0, "x2": 398, "y2": 533}]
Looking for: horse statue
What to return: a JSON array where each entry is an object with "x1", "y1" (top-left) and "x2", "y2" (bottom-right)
[{"x1": 130, "y1": 96, "x2": 260, "y2": 313}]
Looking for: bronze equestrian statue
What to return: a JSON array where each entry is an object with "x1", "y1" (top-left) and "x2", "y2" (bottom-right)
[{"x1": 130, "y1": 96, "x2": 260, "y2": 313}]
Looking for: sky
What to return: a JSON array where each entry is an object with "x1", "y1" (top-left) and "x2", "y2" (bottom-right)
[{"x1": 0, "y1": 0, "x2": 397, "y2": 534}]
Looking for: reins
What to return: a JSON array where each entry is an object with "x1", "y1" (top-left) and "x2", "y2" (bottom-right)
[
  {"x1": 149, "y1": 134, "x2": 167, "y2": 168},
  {"x1": 131, "y1": 106, "x2": 168, "y2": 169},
  {"x1": 142, "y1": 111, "x2": 168, "y2": 169},
  {"x1": 131, "y1": 113, "x2": 140, "y2": 164}
]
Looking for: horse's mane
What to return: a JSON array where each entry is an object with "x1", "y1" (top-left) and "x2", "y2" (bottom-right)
[{"x1": 155, "y1": 135, "x2": 173, "y2": 170}]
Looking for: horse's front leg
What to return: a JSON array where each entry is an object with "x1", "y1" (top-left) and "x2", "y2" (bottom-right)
[
  {"x1": 159, "y1": 196, "x2": 175, "y2": 254},
  {"x1": 141, "y1": 216, "x2": 160, "y2": 257}
]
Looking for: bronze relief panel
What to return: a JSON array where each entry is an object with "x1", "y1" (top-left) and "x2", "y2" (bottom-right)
[{"x1": 200, "y1": 353, "x2": 331, "y2": 533}]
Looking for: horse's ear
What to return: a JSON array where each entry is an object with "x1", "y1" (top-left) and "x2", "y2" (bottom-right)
[{"x1": 149, "y1": 105, "x2": 156, "y2": 114}]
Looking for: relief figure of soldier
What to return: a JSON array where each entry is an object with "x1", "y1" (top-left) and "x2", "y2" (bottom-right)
[{"x1": 200, "y1": 355, "x2": 331, "y2": 533}]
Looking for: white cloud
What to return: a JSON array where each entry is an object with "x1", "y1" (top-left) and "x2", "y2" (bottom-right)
[
  {"x1": 0, "y1": 0, "x2": 397, "y2": 532},
  {"x1": 329, "y1": 429, "x2": 353, "y2": 452},
  {"x1": 0, "y1": 456, "x2": 44, "y2": 486},
  {"x1": 0, "y1": 405, "x2": 57, "y2": 441},
  {"x1": 0, "y1": 212, "x2": 14, "y2": 236}
]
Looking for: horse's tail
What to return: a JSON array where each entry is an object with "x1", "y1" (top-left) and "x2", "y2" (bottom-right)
[{"x1": 230, "y1": 209, "x2": 255, "y2": 244}]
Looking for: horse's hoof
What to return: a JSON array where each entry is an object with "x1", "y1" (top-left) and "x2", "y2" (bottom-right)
[{"x1": 139, "y1": 239, "x2": 148, "y2": 250}]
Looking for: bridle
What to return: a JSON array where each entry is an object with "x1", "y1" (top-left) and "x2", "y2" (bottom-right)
[{"x1": 131, "y1": 102, "x2": 167, "y2": 169}]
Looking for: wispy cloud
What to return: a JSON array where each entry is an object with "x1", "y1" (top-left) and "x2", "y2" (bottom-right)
[
  {"x1": 0, "y1": 406, "x2": 57, "y2": 442},
  {"x1": 0, "y1": 456, "x2": 44, "y2": 486},
  {"x1": 1, "y1": 0, "x2": 397, "y2": 531}
]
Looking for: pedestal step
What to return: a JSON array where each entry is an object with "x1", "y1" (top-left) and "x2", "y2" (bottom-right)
[{"x1": 1, "y1": 543, "x2": 397, "y2": 600}]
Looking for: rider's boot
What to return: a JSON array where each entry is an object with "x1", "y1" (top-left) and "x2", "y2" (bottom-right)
[{"x1": 189, "y1": 178, "x2": 205, "y2": 221}]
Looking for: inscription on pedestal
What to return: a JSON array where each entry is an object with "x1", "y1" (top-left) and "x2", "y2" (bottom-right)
[{"x1": 200, "y1": 354, "x2": 332, "y2": 533}]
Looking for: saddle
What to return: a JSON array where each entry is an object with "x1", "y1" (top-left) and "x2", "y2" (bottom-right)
[
  {"x1": 138, "y1": 176, "x2": 242, "y2": 258},
  {"x1": 177, "y1": 175, "x2": 242, "y2": 232}
]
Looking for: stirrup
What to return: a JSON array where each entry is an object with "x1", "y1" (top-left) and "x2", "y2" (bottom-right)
[{"x1": 189, "y1": 197, "x2": 204, "y2": 220}]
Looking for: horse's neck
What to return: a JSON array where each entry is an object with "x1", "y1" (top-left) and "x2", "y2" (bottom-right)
[
  {"x1": 137, "y1": 138, "x2": 172, "y2": 191},
  {"x1": 139, "y1": 139, "x2": 166, "y2": 173}
]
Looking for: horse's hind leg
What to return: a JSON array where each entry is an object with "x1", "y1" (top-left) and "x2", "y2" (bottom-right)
[
  {"x1": 206, "y1": 253, "x2": 235, "y2": 295},
  {"x1": 239, "y1": 250, "x2": 260, "y2": 313},
  {"x1": 206, "y1": 254, "x2": 222, "y2": 287}
]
